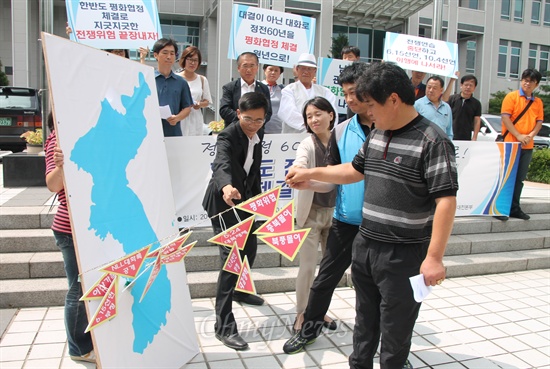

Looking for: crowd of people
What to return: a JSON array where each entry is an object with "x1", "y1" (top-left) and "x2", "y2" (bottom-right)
[{"x1": 46, "y1": 35, "x2": 544, "y2": 368}]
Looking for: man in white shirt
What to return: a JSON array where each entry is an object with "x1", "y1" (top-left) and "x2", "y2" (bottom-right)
[{"x1": 279, "y1": 53, "x2": 338, "y2": 133}]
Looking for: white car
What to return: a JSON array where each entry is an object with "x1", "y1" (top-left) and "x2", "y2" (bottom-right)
[{"x1": 478, "y1": 114, "x2": 549, "y2": 149}]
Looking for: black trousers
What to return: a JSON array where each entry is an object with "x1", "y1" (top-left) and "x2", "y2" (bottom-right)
[
  {"x1": 511, "y1": 148, "x2": 533, "y2": 214},
  {"x1": 349, "y1": 235, "x2": 427, "y2": 369},
  {"x1": 212, "y1": 212, "x2": 258, "y2": 336},
  {"x1": 301, "y1": 218, "x2": 357, "y2": 339}
]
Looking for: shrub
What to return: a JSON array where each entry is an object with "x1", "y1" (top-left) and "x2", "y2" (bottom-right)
[{"x1": 527, "y1": 148, "x2": 550, "y2": 184}]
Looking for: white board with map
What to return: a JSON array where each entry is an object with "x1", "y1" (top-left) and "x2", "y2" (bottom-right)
[{"x1": 42, "y1": 33, "x2": 199, "y2": 367}]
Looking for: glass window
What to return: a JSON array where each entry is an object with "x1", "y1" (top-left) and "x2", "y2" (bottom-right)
[
  {"x1": 498, "y1": 40, "x2": 523, "y2": 79},
  {"x1": 529, "y1": 44, "x2": 549, "y2": 80},
  {"x1": 529, "y1": 44, "x2": 538, "y2": 69},
  {"x1": 466, "y1": 41, "x2": 476, "y2": 73},
  {"x1": 459, "y1": 0, "x2": 480, "y2": 9},
  {"x1": 510, "y1": 41, "x2": 522, "y2": 78},
  {"x1": 501, "y1": 0, "x2": 511, "y2": 20},
  {"x1": 159, "y1": 19, "x2": 200, "y2": 51},
  {"x1": 498, "y1": 40, "x2": 508, "y2": 77},
  {"x1": 532, "y1": 0, "x2": 542, "y2": 24},
  {"x1": 545, "y1": 0, "x2": 550, "y2": 25},
  {"x1": 514, "y1": 0, "x2": 524, "y2": 21}
]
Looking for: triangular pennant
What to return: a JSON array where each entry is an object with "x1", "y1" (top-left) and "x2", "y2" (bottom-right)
[
  {"x1": 80, "y1": 272, "x2": 116, "y2": 301},
  {"x1": 234, "y1": 256, "x2": 256, "y2": 295},
  {"x1": 160, "y1": 241, "x2": 197, "y2": 264},
  {"x1": 254, "y1": 200, "x2": 295, "y2": 234},
  {"x1": 236, "y1": 187, "x2": 280, "y2": 218},
  {"x1": 222, "y1": 244, "x2": 243, "y2": 275},
  {"x1": 147, "y1": 232, "x2": 192, "y2": 258},
  {"x1": 85, "y1": 276, "x2": 118, "y2": 332},
  {"x1": 140, "y1": 256, "x2": 162, "y2": 303},
  {"x1": 100, "y1": 245, "x2": 151, "y2": 278},
  {"x1": 207, "y1": 215, "x2": 255, "y2": 250},
  {"x1": 258, "y1": 229, "x2": 311, "y2": 261}
]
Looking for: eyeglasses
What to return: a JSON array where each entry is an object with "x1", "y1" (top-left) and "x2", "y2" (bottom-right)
[
  {"x1": 241, "y1": 116, "x2": 265, "y2": 124},
  {"x1": 187, "y1": 58, "x2": 199, "y2": 64},
  {"x1": 240, "y1": 64, "x2": 258, "y2": 70}
]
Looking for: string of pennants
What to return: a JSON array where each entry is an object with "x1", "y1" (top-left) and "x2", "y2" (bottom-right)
[{"x1": 80, "y1": 186, "x2": 309, "y2": 332}]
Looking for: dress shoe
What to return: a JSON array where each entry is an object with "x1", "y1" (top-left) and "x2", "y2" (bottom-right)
[
  {"x1": 282, "y1": 331, "x2": 316, "y2": 354},
  {"x1": 215, "y1": 333, "x2": 249, "y2": 350},
  {"x1": 323, "y1": 317, "x2": 337, "y2": 331},
  {"x1": 510, "y1": 210, "x2": 530, "y2": 220},
  {"x1": 233, "y1": 292, "x2": 264, "y2": 306},
  {"x1": 493, "y1": 215, "x2": 509, "y2": 221}
]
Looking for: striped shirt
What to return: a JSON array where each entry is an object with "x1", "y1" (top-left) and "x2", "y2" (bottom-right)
[
  {"x1": 45, "y1": 131, "x2": 72, "y2": 234},
  {"x1": 351, "y1": 114, "x2": 458, "y2": 244}
]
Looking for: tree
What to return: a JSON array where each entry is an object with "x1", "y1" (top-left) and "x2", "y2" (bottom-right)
[
  {"x1": 328, "y1": 33, "x2": 349, "y2": 59},
  {"x1": 0, "y1": 60, "x2": 9, "y2": 87},
  {"x1": 487, "y1": 90, "x2": 509, "y2": 115}
]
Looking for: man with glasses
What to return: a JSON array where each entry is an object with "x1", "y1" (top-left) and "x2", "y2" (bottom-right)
[
  {"x1": 279, "y1": 53, "x2": 338, "y2": 133},
  {"x1": 219, "y1": 52, "x2": 272, "y2": 129},
  {"x1": 152, "y1": 38, "x2": 193, "y2": 136},
  {"x1": 446, "y1": 74, "x2": 482, "y2": 141},
  {"x1": 202, "y1": 92, "x2": 270, "y2": 350}
]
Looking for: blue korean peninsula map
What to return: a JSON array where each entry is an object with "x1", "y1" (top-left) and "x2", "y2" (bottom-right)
[{"x1": 70, "y1": 72, "x2": 170, "y2": 353}]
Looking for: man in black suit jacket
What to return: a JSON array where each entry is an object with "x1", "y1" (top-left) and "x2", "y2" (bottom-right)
[
  {"x1": 219, "y1": 52, "x2": 272, "y2": 129},
  {"x1": 203, "y1": 92, "x2": 269, "y2": 350}
]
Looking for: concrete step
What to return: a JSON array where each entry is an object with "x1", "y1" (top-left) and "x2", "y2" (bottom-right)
[
  {"x1": 0, "y1": 229, "x2": 57, "y2": 253},
  {"x1": 2, "y1": 249, "x2": 549, "y2": 308},
  {"x1": 0, "y1": 206, "x2": 54, "y2": 230},
  {"x1": 2, "y1": 231, "x2": 548, "y2": 281}
]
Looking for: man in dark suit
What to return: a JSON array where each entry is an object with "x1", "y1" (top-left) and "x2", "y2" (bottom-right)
[
  {"x1": 219, "y1": 52, "x2": 272, "y2": 129},
  {"x1": 203, "y1": 92, "x2": 269, "y2": 350}
]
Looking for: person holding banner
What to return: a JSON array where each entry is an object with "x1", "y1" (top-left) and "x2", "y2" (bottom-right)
[
  {"x1": 414, "y1": 76, "x2": 453, "y2": 140},
  {"x1": 285, "y1": 62, "x2": 458, "y2": 369},
  {"x1": 496, "y1": 68, "x2": 544, "y2": 221},
  {"x1": 219, "y1": 52, "x2": 272, "y2": 130},
  {"x1": 177, "y1": 46, "x2": 213, "y2": 136},
  {"x1": 446, "y1": 74, "x2": 482, "y2": 141},
  {"x1": 341, "y1": 46, "x2": 360, "y2": 61},
  {"x1": 411, "y1": 71, "x2": 427, "y2": 101},
  {"x1": 45, "y1": 113, "x2": 95, "y2": 364},
  {"x1": 202, "y1": 92, "x2": 270, "y2": 350},
  {"x1": 261, "y1": 64, "x2": 285, "y2": 134},
  {"x1": 284, "y1": 61, "x2": 373, "y2": 354},
  {"x1": 291, "y1": 97, "x2": 337, "y2": 333},
  {"x1": 279, "y1": 53, "x2": 338, "y2": 133},
  {"x1": 153, "y1": 38, "x2": 193, "y2": 137}
]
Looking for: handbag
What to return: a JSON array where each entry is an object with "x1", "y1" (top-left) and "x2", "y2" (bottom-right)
[{"x1": 496, "y1": 99, "x2": 534, "y2": 142}]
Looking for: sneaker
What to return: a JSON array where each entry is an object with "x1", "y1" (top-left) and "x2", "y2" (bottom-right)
[
  {"x1": 510, "y1": 210, "x2": 530, "y2": 220},
  {"x1": 403, "y1": 359, "x2": 414, "y2": 369},
  {"x1": 283, "y1": 331, "x2": 316, "y2": 354},
  {"x1": 70, "y1": 350, "x2": 96, "y2": 363}
]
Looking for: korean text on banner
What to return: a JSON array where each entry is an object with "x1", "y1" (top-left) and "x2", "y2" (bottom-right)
[
  {"x1": 317, "y1": 57, "x2": 353, "y2": 115},
  {"x1": 227, "y1": 4, "x2": 316, "y2": 68},
  {"x1": 65, "y1": 0, "x2": 162, "y2": 49},
  {"x1": 383, "y1": 32, "x2": 458, "y2": 78}
]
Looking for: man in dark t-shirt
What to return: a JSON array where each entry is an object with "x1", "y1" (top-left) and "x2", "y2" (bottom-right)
[{"x1": 447, "y1": 74, "x2": 482, "y2": 141}]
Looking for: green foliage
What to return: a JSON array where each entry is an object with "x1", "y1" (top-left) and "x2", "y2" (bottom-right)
[
  {"x1": 328, "y1": 34, "x2": 349, "y2": 59},
  {"x1": 527, "y1": 148, "x2": 550, "y2": 184},
  {"x1": 537, "y1": 73, "x2": 550, "y2": 121},
  {"x1": 0, "y1": 60, "x2": 9, "y2": 87},
  {"x1": 487, "y1": 90, "x2": 509, "y2": 115}
]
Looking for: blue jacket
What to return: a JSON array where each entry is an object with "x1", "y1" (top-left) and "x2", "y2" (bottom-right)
[{"x1": 333, "y1": 115, "x2": 367, "y2": 226}]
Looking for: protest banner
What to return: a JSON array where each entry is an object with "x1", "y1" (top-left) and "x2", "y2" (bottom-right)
[
  {"x1": 66, "y1": 0, "x2": 162, "y2": 49},
  {"x1": 317, "y1": 57, "x2": 353, "y2": 114},
  {"x1": 383, "y1": 32, "x2": 458, "y2": 78},
  {"x1": 228, "y1": 4, "x2": 316, "y2": 68},
  {"x1": 42, "y1": 32, "x2": 197, "y2": 368}
]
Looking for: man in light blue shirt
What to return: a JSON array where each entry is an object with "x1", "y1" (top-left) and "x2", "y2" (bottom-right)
[{"x1": 414, "y1": 76, "x2": 453, "y2": 140}]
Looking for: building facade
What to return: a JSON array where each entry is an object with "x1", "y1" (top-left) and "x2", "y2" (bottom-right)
[{"x1": 2, "y1": 0, "x2": 549, "y2": 116}]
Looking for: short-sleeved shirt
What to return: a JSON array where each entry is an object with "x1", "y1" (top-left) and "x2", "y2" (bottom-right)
[
  {"x1": 155, "y1": 70, "x2": 193, "y2": 137},
  {"x1": 501, "y1": 89, "x2": 544, "y2": 149},
  {"x1": 414, "y1": 96, "x2": 454, "y2": 140},
  {"x1": 448, "y1": 93, "x2": 482, "y2": 141},
  {"x1": 351, "y1": 114, "x2": 458, "y2": 244}
]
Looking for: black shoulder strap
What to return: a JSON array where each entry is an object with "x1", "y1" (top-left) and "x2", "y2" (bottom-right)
[{"x1": 502, "y1": 98, "x2": 534, "y2": 139}]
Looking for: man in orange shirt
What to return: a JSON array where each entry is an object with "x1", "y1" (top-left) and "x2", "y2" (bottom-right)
[{"x1": 499, "y1": 68, "x2": 544, "y2": 220}]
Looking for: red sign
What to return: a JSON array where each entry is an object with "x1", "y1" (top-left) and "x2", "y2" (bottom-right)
[
  {"x1": 100, "y1": 245, "x2": 151, "y2": 278},
  {"x1": 161, "y1": 241, "x2": 197, "y2": 264},
  {"x1": 140, "y1": 256, "x2": 162, "y2": 303},
  {"x1": 235, "y1": 256, "x2": 256, "y2": 295},
  {"x1": 222, "y1": 244, "x2": 242, "y2": 275},
  {"x1": 85, "y1": 278, "x2": 117, "y2": 332},
  {"x1": 81, "y1": 273, "x2": 117, "y2": 301},
  {"x1": 259, "y1": 228, "x2": 310, "y2": 261},
  {"x1": 236, "y1": 187, "x2": 280, "y2": 218},
  {"x1": 147, "y1": 232, "x2": 192, "y2": 258},
  {"x1": 207, "y1": 216, "x2": 255, "y2": 250},
  {"x1": 255, "y1": 200, "x2": 294, "y2": 234}
]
